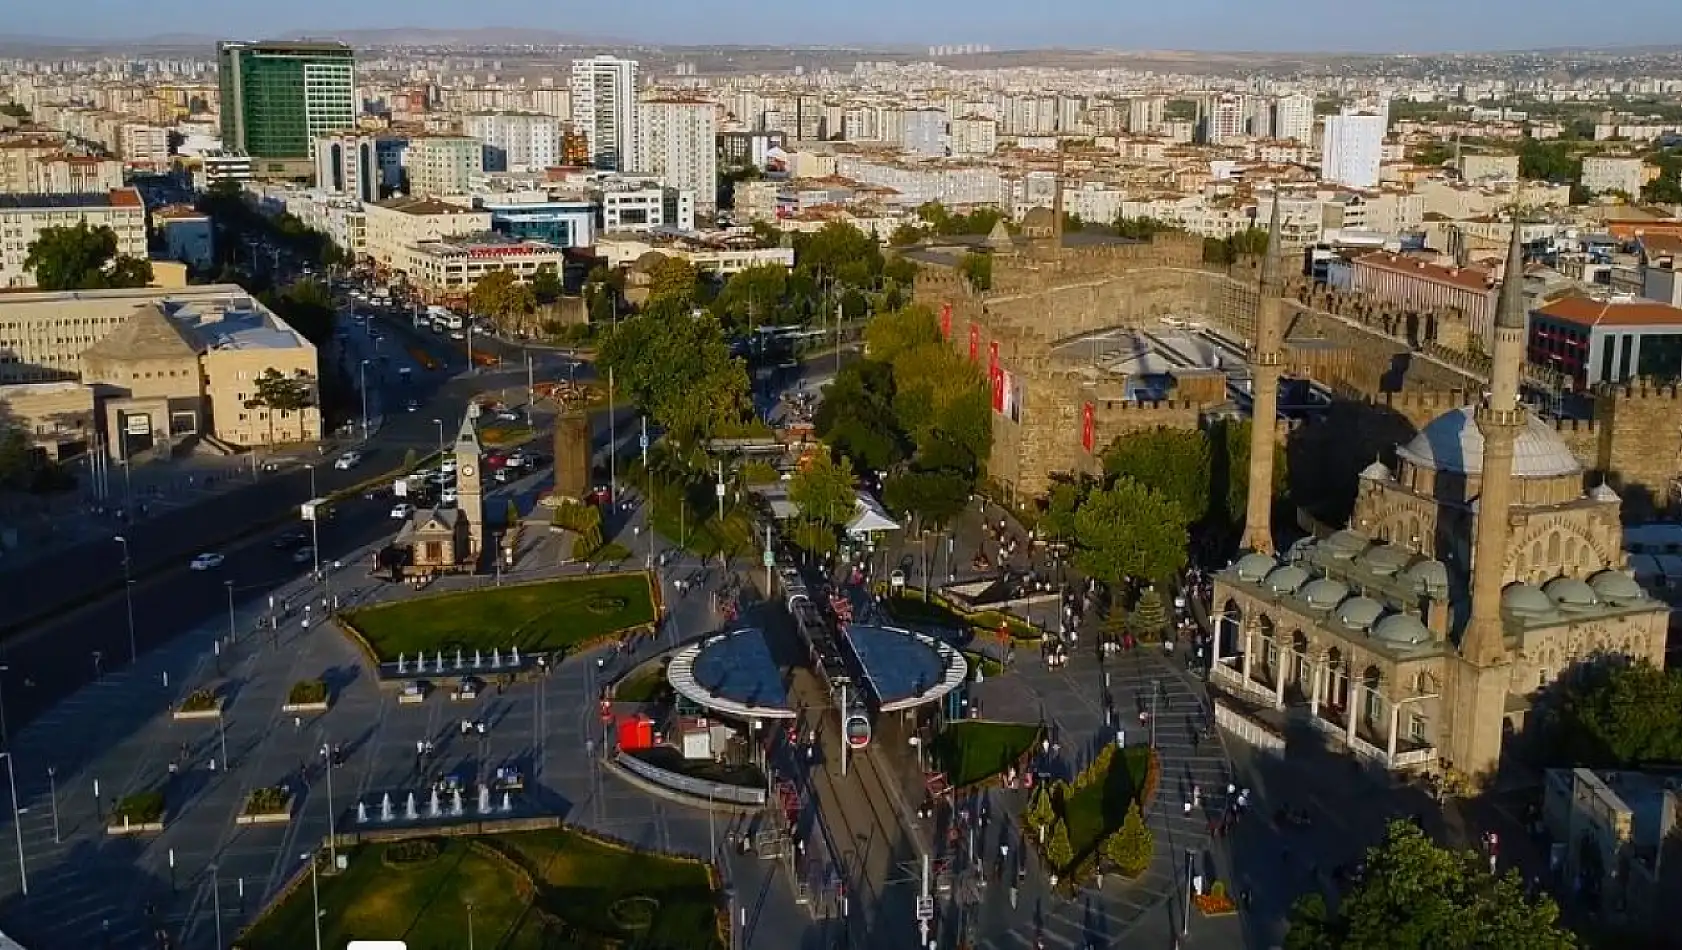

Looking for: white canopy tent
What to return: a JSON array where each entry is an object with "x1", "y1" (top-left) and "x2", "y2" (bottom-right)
[{"x1": 846, "y1": 491, "x2": 900, "y2": 537}]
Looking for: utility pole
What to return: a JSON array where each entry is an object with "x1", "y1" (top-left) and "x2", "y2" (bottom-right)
[{"x1": 525, "y1": 352, "x2": 535, "y2": 427}]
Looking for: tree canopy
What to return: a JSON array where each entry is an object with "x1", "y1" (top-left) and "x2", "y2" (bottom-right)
[
  {"x1": 24, "y1": 222, "x2": 152, "y2": 291},
  {"x1": 1071, "y1": 477, "x2": 1191, "y2": 587},
  {"x1": 260, "y1": 278, "x2": 336, "y2": 346},
  {"x1": 1283, "y1": 820, "x2": 1576, "y2": 950},
  {"x1": 646, "y1": 257, "x2": 700, "y2": 304},
  {"x1": 469, "y1": 270, "x2": 537, "y2": 329},
  {"x1": 790, "y1": 449, "x2": 857, "y2": 528},
  {"x1": 1539, "y1": 658, "x2": 1682, "y2": 769},
  {"x1": 598, "y1": 302, "x2": 753, "y2": 440}
]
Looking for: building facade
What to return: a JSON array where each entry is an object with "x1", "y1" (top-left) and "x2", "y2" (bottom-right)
[
  {"x1": 1274, "y1": 93, "x2": 1315, "y2": 144},
  {"x1": 636, "y1": 98, "x2": 719, "y2": 215},
  {"x1": 1581, "y1": 156, "x2": 1649, "y2": 197},
  {"x1": 464, "y1": 112, "x2": 566, "y2": 173},
  {"x1": 482, "y1": 196, "x2": 596, "y2": 249},
  {"x1": 216, "y1": 41, "x2": 357, "y2": 178},
  {"x1": 313, "y1": 133, "x2": 380, "y2": 203},
  {"x1": 0, "y1": 189, "x2": 147, "y2": 291},
  {"x1": 1349, "y1": 251, "x2": 1501, "y2": 345},
  {"x1": 1322, "y1": 112, "x2": 1386, "y2": 189},
  {"x1": 570, "y1": 56, "x2": 639, "y2": 172},
  {"x1": 361, "y1": 196, "x2": 491, "y2": 271},
  {"x1": 1529, "y1": 296, "x2": 1682, "y2": 388},
  {"x1": 405, "y1": 136, "x2": 483, "y2": 198}
]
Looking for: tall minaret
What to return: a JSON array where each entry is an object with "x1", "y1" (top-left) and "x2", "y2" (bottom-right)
[
  {"x1": 1462, "y1": 220, "x2": 1530, "y2": 666},
  {"x1": 1241, "y1": 195, "x2": 1286, "y2": 554},
  {"x1": 1050, "y1": 151, "x2": 1066, "y2": 249}
]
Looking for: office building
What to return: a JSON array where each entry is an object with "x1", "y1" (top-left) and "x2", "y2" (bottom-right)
[
  {"x1": 1274, "y1": 93, "x2": 1315, "y2": 144},
  {"x1": 1529, "y1": 296, "x2": 1682, "y2": 388},
  {"x1": 599, "y1": 178, "x2": 695, "y2": 233},
  {"x1": 0, "y1": 284, "x2": 320, "y2": 453},
  {"x1": 635, "y1": 98, "x2": 719, "y2": 214},
  {"x1": 0, "y1": 189, "x2": 147, "y2": 291},
  {"x1": 464, "y1": 112, "x2": 566, "y2": 173},
  {"x1": 314, "y1": 133, "x2": 380, "y2": 203},
  {"x1": 570, "y1": 56, "x2": 639, "y2": 171},
  {"x1": 1321, "y1": 112, "x2": 1386, "y2": 189},
  {"x1": 1581, "y1": 156, "x2": 1649, "y2": 197},
  {"x1": 482, "y1": 195, "x2": 596, "y2": 249},
  {"x1": 406, "y1": 136, "x2": 483, "y2": 198},
  {"x1": 216, "y1": 40, "x2": 357, "y2": 178},
  {"x1": 362, "y1": 195, "x2": 491, "y2": 273}
]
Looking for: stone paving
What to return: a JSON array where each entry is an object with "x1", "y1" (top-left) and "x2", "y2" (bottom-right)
[{"x1": 0, "y1": 506, "x2": 811, "y2": 949}]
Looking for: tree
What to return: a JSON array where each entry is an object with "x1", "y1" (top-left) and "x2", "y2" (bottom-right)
[
  {"x1": 1104, "y1": 802, "x2": 1155, "y2": 877},
  {"x1": 864, "y1": 305, "x2": 943, "y2": 364},
  {"x1": 711, "y1": 264, "x2": 789, "y2": 331},
  {"x1": 1038, "y1": 479, "x2": 1084, "y2": 544},
  {"x1": 598, "y1": 305, "x2": 752, "y2": 440},
  {"x1": 1103, "y1": 427, "x2": 1211, "y2": 524},
  {"x1": 24, "y1": 222, "x2": 152, "y2": 291},
  {"x1": 531, "y1": 264, "x2": 563, "y2": 304},
  {"x1": 795, "y1": 221, "x2": 881, "y2": 285},
  {"x1": 959, "y1": 251, "x2": 992, "y2": 291},
  {"x1": 1024, "y1": 784, "x2": 1057, "y2": 830},
  {"x1": 882, "y1": 468, "x2": 971, "y2": 529},
  {"x1": 1283, "y1": 820, "x2": 1576, "y2": 950},
  {"x1": 1130, "y1": 587, "x2": 1169, "y2": 641},
  {"x1": 1542, "y1": 659, "x2": 1682, "y2": 769},
  {"x1": 1073, "y1": 477, "x2": 1191, "y2": 589},
  {"x1": 263, "y1": 278, "x2": 337, "y2": 345},
  {"x1": 0, "y1": 422, "x2": 41, "y2": 491},
  {"x1": 1045, "y1": 819, "x2": 1074, "y2": 871},
  {"x1": 469, "y1": 270, "x2": 537, "y2": 330},
  {"x1": 889, "y1": 223, "x2": 926, "y2": 246},
  {"x1": 1112, "y1": 216, "x2": 1181, "y2": 240},
  {"x1": 646, "y1": 257, "x2": 700, "y2": 304},
  {"x1": 789, "y1": 449, "x2": 857, "y2": 528},
  {"x1": 245, "y1": 367, "x2": 314, "y2": 444}
]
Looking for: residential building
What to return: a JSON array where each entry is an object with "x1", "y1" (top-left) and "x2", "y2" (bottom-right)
[
  {"x1": 406, "y1": 136, "x2": 483, "y2": 198},
  {"x1": 1204, "y1": 94, "x2": 1247, "y2": 144},
  {"x1": 195, "y1": 149, "x2": 253, "y2": 189},
  {"x1": 1322, "y1": 112, "x2": 1387, "y2": 189},
  {"x1": 599, "y1": 234, "x2": 794, "y2": 278},
  {"x1": 1458, "y1": 153, "x2": 1520, "y2": 182},
  {"x1": 1529, "y1": 295, "x2": 1682, "y2": 388},
  {"x1": 570, "y1": 56, "x2": 639, "y2": 171},
  {"x1": 464, "y1": 112, "x2": 566, "y2": 173},
  {"x1": 599, "y1": 178, "x2": 695, "y2": 233},
  {"x1": 1274, "y1": 93, "x2": 1315, "y2": 144},
  {"x1": 948, "y1": 116, "x2": 998, "y2": 157},
  {"x1": 480, "y1": 194, "x2": 596, "y2": 249},
  {"x1": 0, "y1": 284, "x2": 320, "y2": 453},
  {"x1": 636, "y1": 98, "x2": 719, "y2": 215},
  {"x1": 0, "y1": 189, "x2": 147, "y2": 290},
  {"x1": 31, "y1": 155, "x2": 124, "y2": 194},
  {"x1": 391, "y1": 235, "x2": 566, "y2": 303},
  {"x1": 314, "y1": 133, "x2": 380, "y2": 203},
  {"x1": 718, "y1": 130, "x2": 786, "y2": 170},
  {"x1": 1350, "y1": 250, "x2": 1501, "y2": 344},
  {"x1": 1581, "y1": 156, "x2": 1649, "y2": 197},
  {"x1": 901, "y1": 108, "x2": 948, "y2": 158},
  {"x1": 154, "y1": 205, "x2": 215, "y2": 271},
  {"x1": 216, "y1": 41, "x2": 357, "y2": 178},
  {"x1": 0, "y1": 133, "x2": 67, "y2": 193},
  {"x1": 119, "y1": 123, "x2": 171, "y2": 168},
  {"x1": 361, "y1": 195, "x2": 491, "y2": 271},
  {"x1": 1127, "y1": 96, "x2": 1165, "y2": 135}
]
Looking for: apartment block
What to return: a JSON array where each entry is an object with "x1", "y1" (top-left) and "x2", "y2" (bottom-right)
[
  {"x1": 0, "y1": 189, "x2": 147, "y2": 290},
  {"x1": 406, "y1": 136, "x2": 483, "y2": 198},
  {"x1": 571, "y1": 56, "x2": 639, "y2": 171},
  {"x1": 636, "y1": 98, "x2": 719, "y2": 214},
  {"x1": 465, "y1": 112, "x2": 567, "y2": 173},
  {"x1": 1581, "y1": 156, "x2": 1650, "y2": 197},
  {"x1": 361, "y1": 195, "x2": 491, "y2": 271}
]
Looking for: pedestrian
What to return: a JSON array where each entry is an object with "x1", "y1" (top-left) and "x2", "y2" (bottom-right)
[{"x1": 294, "y1": 716, "x2": 302, "y2": 730}]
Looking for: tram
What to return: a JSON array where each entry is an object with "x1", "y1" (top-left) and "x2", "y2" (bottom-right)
[{"x1": 844, "y1": 701, "x2": 873, "y2": 749}]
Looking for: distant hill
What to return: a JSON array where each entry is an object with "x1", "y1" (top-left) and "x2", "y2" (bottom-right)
[{"x1": 0, "y1": 26, "x2": 624, "y2": 52}]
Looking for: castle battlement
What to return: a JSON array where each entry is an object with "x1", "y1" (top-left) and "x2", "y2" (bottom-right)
[
  {"x1": 1596, "y1": 379, "x2": 1682, "y2": 402},
  {"x1": 1550, "y1": 417, "x2": 1601, "y2": 435},
  {"x1": 1372, "y1": 389, "x2": 1471, "y2": 413},
  {"x1": 1094, "y1": 398, "x2": 1201, "y2": 413}
]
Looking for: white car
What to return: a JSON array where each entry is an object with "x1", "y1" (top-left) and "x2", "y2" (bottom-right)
[
  {"x1": 441, "y1": 488, "x2": 459, "y2": 505},
  {"x1": 190, "y1": 553, "x2": 225, "y2": 571},
  {"x1": 334, "y1": 451, "x2": 363, "y2": 470},
  {"x1": 390, "y1": 503, "x2": 415, "y2": 520}
]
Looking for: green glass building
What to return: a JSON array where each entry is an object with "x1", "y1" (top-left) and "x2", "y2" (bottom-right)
[{"x1": 217, "y1": 41, "x2": 357, "y2": 177}]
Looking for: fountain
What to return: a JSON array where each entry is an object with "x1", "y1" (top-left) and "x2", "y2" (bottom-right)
[
  {"x1": 380, "y1": 793, "x2": 394, "y2": 822},
  {"x1": 490, "y1": 648, "x2": 502, "y2": 668},
  {"x1": 397, "y1": 653, "x2": 407, "y2": 675},
  {"x1": 478, "y1": 785, "x2": 492, "y2": 815},
  {"x1": 357, "y1": 801, "x2": 369, "y2": 824},
  {"x1": 473, "y1": 649, "x2": 483, "y2": 669},
  {"x1": 436, "y1": 651, "x2": 446, "y2": 674},
  {"x1": 428, "y1": 789, "x2": 442, "y2": 818},
  {"x1": 501, "y1": 791, "x2": 513, "y2": 813},
  {"x1": 404, "y1": 792, "x2": 418, "y2": 821},
  {"x1": 450, "y1": 788, "x2": 464, "y2": 817},
  {"x1": 510, "y1": 646, "x2": 520, "y2": 666},
  {"x1": 455, "y1": 647, "x2": 464, "y2": 670}
]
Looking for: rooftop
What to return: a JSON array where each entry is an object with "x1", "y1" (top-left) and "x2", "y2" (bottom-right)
[
  {"x1": 1353, "y1": 250, "x2": 1498, "y2": 292},
  {"x1": 0, "y1": 285, "x2": 310, "y2": 354},
  {"x1": 0, "y1": 188, "x2": 142, "y2": 211},
  {"x1": 374, "y1": 195, "x2": 481, "y2": 217},
  {"x1": 1536, "y1": 295, "x2": 1682, "y2": 329}
]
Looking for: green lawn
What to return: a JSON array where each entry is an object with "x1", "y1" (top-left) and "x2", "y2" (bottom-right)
[
  {"x1": 1063, "y1": 745, "x2": 1154, "y2": 863},
  {"x1": 935, "y1": 721, "x2": 1042, "y2": 787},
  {"x1": 342, "y1": 574, "x2": 655, "y2": 660},
  {"x1": 883, "y1": 591, "x2": 1039, "y2": 642},
  {"x1": 239, "y1": 830, "x2": 723, "y2": 950},
  {"x1": 615, "y1": 660, "x2": 673, "y2": 703}
]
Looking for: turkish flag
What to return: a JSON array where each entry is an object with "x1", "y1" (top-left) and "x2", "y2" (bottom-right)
[
  {"x1": 940, "y1": 302, "x2": 952, "y2": 339},
  {"x1": 988, "y1": 340, "x2": 999, "y2": 378},
  {"x1": 992, "y1": 366, "x2": 1005, "y2": 413},
  {"x1": 1081, "y1": 402, "x2": 1096, "y2": 452},
  {"x1": 969, "y1": 324, "x2": 979, "y2": 362}
]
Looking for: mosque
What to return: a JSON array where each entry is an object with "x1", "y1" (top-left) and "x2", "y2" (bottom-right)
[{"x1": 1209, "y1": 204, "x2": 1670, "y2": 785}]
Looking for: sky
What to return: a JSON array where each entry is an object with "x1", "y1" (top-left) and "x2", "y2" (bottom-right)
[{"x1": 7, "y1": 0, "x2": 1680, "y2": 53}]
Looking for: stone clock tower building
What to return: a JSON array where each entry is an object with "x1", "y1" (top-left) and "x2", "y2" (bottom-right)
[{"x1": 454, "y1": 412, "x2": 485, "y2": 564}]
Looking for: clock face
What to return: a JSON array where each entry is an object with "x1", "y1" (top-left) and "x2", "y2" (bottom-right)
[{"x1": 461, "y1": 465, "x2": 475, "y2": 478}]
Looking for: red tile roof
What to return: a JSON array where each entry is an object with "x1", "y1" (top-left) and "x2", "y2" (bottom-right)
[
  {"x1": 1537, "y1": 295, "x2": 1682, "y2": 329},
  {"x1": 107, "y1": 188, "x2": 143, "y2": 208},
  {"x1": 1353, "y1": 251, "x2": 1498, "y2": 292}
]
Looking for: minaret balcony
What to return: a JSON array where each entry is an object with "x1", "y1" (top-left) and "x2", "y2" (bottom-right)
[{"x1": 1251, "y1": 351, "x2": 1283, "y2": 368}]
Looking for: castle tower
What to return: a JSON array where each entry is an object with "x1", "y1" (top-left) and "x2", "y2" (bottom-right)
[
  {"x1": 1241, "y1": 197, "x2": 1286, "y2": 554},
  {"x1": 453, "y1": 411, "x2": 485, "y2": 563},
  {"x1": 1445, "y1": 220, "x2": 1529, "y2": 782}
]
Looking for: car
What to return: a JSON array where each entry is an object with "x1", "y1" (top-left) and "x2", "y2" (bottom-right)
[
  {"x1": 406, "y1": 399, "x2": 420, "y2": 413},
  {"x1": 292, "y1": 546, "x2": 315, "y2": 565},
  {"x1": 449, "y1": 331, "x2": 466, "y2": 341},
  {"x1": 494, "y1": 410, "x2": 519, "y2": 422},
  {"x1": 390, "y1": 503, "x2": 415, "y2": 520},
  {"x1": 494, "y1": 467, "x2": 512, "y2": 483},
  {"x1": 440, "y1": 458, "x2": 457, "y2": 474},
  {"x1": 441, "y1": 488, "x2": 459, "y2": 505},
  {"x1": 334, "y1": 451, "x2": 363, "y2": 470},
  {"x1": 190, "y1": 553, "x2": 225, "y2": 571}
]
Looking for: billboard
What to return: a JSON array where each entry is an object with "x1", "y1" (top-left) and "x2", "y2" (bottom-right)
[{"x1": 124, "y1": 413, "x2": 151, "y2": 436}]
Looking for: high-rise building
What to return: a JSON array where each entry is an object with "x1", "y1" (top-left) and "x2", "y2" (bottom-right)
[
  {"x1": 1320, "y1": 112, "x2": 1386, "y2": 189},
  {"x1": 464, "y1": 112, "x2": 566, "y2": 173},
  {"x1": 1203, "y1": 94, "x2": 1247, "y2": 144},
  {"x1": 570, "y1": 56, "x2": 639, "y2": 171},
  {"x1": 900, "y1": 109, "x2": 948, "y2": 158},
  {"x1": 1127, "y1": 96, "x2": 1166, "y2": 135},
  {"x1": 1274, "y1": 93, "x2": 1315, "y2": 144},
  {"x1": 406, "y1": 136, "x2": 483, "y2": 198},
  {"x1": 216, "y1": 41, "x2": 357, "y2": 178},
  {"x1": 314, "y1": 133, "x2": 380, "y2": 203},
  {"x1": 636, "y1": 98, "x2": 719, "y2": 215}
]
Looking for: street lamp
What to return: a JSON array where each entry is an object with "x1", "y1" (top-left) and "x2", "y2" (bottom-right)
[
  {"x1": 432, "y1": 418, "x2": 444, "y2": 456},
  {"x1": 113, "y1": 536, "x2": 137, "y2": 664},
  {"x1": 302, "y1": 851, "x2": 322, "y2": 950},
  {"x1": 0, "y1": 753, "x2": 25, "y2": 895},
  {"x1": 358, "y1": 358, "x2": 372, "y2": 441},
  {"x1": 224, "y1": 581, "x2": 237, "y2": 644},
  {"x1": 320, "y1": 736, "x2": 338, "y2": 869},
  {"x1": 46, "y1": 766, "x2": 58, "y2": 844},
  {"x1": 210, "y1": 862, "x2": 223, "y2": 950},
  {"x1": 466, "y1": 899, "x2": 475, "y2": 950}
]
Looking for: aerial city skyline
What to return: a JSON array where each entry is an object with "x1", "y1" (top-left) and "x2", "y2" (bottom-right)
[{"x1": 0, "y1": 11, "x2": 1678, "y2": 950}]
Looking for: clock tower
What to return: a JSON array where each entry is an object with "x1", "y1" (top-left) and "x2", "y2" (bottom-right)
[{"x1": 453, "y1": 412, "x2": 485, "y2": 564}]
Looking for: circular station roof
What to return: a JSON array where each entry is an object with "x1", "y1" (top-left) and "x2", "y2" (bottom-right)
[
  {"x1": 666, "y1": 629, "x2": 797, "y2": 721},
  {"x1": 843, "y1": 622, "x2": 968, "y2": 713}
]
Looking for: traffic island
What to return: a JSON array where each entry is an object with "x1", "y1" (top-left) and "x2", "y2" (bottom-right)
[
  {"x1": 107, "y1": 790, "x2": 166, "y2": 835},
  {"x1": 282, "y1": 679, "x2": 330, "y2": 714},
  {"x1": 237, "y1": 786, "x2": 294, "y2": 825},
  {"x1": 172, "y1": 688, "x2": 224, "y2": 721}
]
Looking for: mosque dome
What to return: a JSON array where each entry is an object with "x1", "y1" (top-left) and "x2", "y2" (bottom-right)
[
  {"x1": 1544, "y1": 577, "x2": 1599, "y2": 610},
  {"x1": 1589, "y1": 570, "x2": 1647, "y2": 606},
  {"x1": 1402, "y1": 559, "x2": 1450, "y2": 595},
  {"x1": 1397, "y1": 406, "x2": 1581, "y2": 479},
  {"x1": 1373, "y1": 613, "x2": 1431, "y2": 646},
  {"x1": 1323, "y1": 530, "x2": 1370, "y2": 560},
  {"x1": 1359, "y1": 461, "x2": 1393, "y2": 482},
  {"x1": 1359, "y1": 543, "x2": 1412, "y2": 576},
  {"x1": 1264, "y1": 565, "x2": 1310, "y2": 595},
  {"x1": 1299, "y1": 578, "x2": 1350, "y2": 610},
  {"x1": 1502, "y1": 583, "x2": 1556, "y2": 618},
  {"x1": 1336, "y1": 596, "x2": 1385, "y2": 631},
  {"x1": 1234, "y1": 553, "x2": 1277, "y2": 583}
]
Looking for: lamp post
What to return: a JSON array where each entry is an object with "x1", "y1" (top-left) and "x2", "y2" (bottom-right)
[
  {"x1": 358, "y1": 358, "x2": 371, "y2": 441},
  {"x1": 304, "y1": 470, "x2": 322, "y2": 580},
  {"x1": 321, "y1": 737, "x2": 338, "y2": 869},
  {"x1": 114, "y1": 536, "x2": 137, "y2": 664},
  {"x1": 0, "y1": 753, "x2": 25, "y2": 895},
  {"x1": 302, "y1": 851, "x2": 322, "y2": 950},
  {"x1": 432, "y1": 418, "x2": 445, "y2": 456},
  {"x1": 224, "y1": 580, "x2": 237, "y2": 644},
  {"x1": 0, "y1": 664, "x2": 10, "y2": 749},
  {"x1": 466, "y1": 899, "x2": 475, "y2": 950},
  {"x1": 1183, "y1": 847, "x2": 1196, "y2": 936},
  {"x1": 46, "y1": 766, "x2": 58, "y2": 844},
  {"x1": 210, "y1": 862, "x2": 223, "y2": 950}
]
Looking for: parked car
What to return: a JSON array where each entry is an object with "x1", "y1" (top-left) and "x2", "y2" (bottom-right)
[
  {"x1": 334, "y1": 451, "x2": 363, "y2": 470},
  {"x1": 440, "y1": 458, "x2": 457, "y2": 474},
  {"x1": 189, "y1": 553, "x2": 225, "y2": 571},
  {"x1": 390, "y1": 503, "x2": 415, "y2": 520}
]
